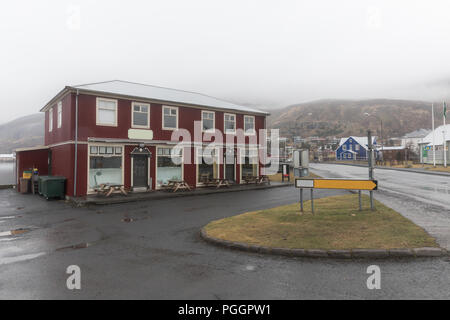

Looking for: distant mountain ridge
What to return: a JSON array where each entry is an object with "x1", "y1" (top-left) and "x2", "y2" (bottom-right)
[
  {"x1": 0, "y1": 98, "x2": 439, "y2": 152},
  {"x1": 0, "y1": 113, "x2": 44, "y2": 153},
  {"x1": 267, "y1": 99, "x2": 436, "y2": 139}
]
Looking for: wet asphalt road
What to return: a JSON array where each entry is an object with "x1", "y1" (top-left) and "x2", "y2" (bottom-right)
[
  {"x1": 310, "y1": 163, "x2": 450, "y2": 250},
  {"x1": 0, "y1": 183, "x2": 449, "y2": 299}
]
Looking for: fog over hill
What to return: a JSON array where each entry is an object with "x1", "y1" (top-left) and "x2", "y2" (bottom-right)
[
  {"x1": 0, "y1": 113, "x2": 44, "y2": 153},
  {"x1": 267, "y1": 99, "x2": 438, "y2": 140}
]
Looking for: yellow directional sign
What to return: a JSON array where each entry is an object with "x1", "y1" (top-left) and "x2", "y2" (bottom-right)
[{"x1": 296, "y1": 179, "x2": 378, "y2": 190}]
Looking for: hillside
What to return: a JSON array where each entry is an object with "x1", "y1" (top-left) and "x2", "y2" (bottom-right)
[
  {"x1": 0, "y1": 113, "x2": 44, "y2": 153},
  {"x1": 267, "y1": 99, "x2": 436, "y2": 139}
]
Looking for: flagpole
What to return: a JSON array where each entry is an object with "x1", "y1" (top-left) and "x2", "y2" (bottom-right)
[
  {"x1": 444, "y1": 102, "x2": 447, "y2": 168},
  {"x1": 432, "y1": 103, "x2": 436, "y2": 167}
]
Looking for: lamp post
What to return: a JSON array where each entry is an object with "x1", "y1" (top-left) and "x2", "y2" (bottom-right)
[{"x1": 364, "y1": 112, "x2": 383, "y2": 162}]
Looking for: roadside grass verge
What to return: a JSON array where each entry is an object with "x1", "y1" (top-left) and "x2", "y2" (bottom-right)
[{"x1": 204, "y1": 194, "x2": 438, "y2": 250}]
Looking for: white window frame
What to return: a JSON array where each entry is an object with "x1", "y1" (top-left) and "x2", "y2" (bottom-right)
[
  {"x1": 201, "y1": 110, "x2": 215, "y2": 133},
  {"x1": 96, "y1": 97, "x2": 118, "y2": 127},
  {"x1": 224, "y1": 113, "x2": 236, "y2": 134},
  {"x1": 48, "y1": 108, "x2": 53, "y2": 132},
  {"x1": 87, "y1": 143, "x2": 125, "y2": 194},
  {"x1": 162, "y1": 105, "x2": 179, "y2": 130},
  {"x1": 196, "y1": 147, "x2": 219, "y2": 185},
  {"x1": 57, "y1": 101, "x2": 62, "y2": 129},
  {"x1": 155, "y1": 146, "x2": 184, "y2": 189},
  {"x1": 131, "y1": 102, "x2": 150, "y2": 129},
  {"x1": 240, "y1": 147, "x2": 259, "y2": 183},
  {"x1": 342, "y1": 145, "x2": 347, "y2": 151},
  {"x1": 244, "y1": 115, "x2": 256, "y2": 135}
]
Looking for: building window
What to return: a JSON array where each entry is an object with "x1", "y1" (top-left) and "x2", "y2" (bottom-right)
[
  {"x1": 89, "y1": 145, "x2": 123, "y2": 189},
  {"x1": 197, "y1": 148, "x2": 219, "y2": 184},
  {"x1": 244, "y1": 115, "x2": 255, "y2": 134},
  {"x1": 342, "y1": 145, "x2": 347, "y2": 151},
  {"x1": 202, "y1": 111, "x2": 215, "y2": 132},
  {"x1": 57, "y1": 101, "x2": 62, "y2": 128},
  {"x1": 224, "y1": 113, "x2": 236, "y2": 134},
  {"x1": 162, "y1": 106, "x2": 178, "y2": 130},
  {"x1": 241, "y1": 148, "x2": 258, "y2": 178},
  {"x1": 132, "y1": 102, "x2": 150, "y2": 128},
  {"x1": 48, "y1": 108, "x2": 53, "y2": 132},
  {"x1": 156, "y1": 147, "x2": 182, "y2": 187},
  {"x1": 355, "y1": 144, "x2": 360, "y2": 151},
  {"x1": 97, "y1": 98, "x2": 118, "y2": 126}
]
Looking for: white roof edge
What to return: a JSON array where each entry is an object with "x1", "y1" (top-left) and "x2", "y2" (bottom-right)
[
  {"x1": 15, "y1": 145, "x2": 49, "y2": 152},
  {"x1": 41, "y1": 81, "x2": 269, "y2": 116}
]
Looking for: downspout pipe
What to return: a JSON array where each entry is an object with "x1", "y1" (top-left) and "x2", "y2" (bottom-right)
[{"x1": 73, "y1": 90, "x2": 79, "y2": 197}]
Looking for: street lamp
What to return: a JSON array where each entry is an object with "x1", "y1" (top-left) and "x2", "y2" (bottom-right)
[{"x1": 364, "y1": 112, "x2": 383, "y2": 158}]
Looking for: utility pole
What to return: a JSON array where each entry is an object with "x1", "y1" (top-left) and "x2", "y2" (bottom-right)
[{"x1": 367, "y1": 130, "x2": 374, "y2": 210}]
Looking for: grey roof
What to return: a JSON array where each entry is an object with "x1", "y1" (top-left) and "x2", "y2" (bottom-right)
[
  {"x1": 402, "y1": 128, "x2": 431, "y2": 139},
  {"x1": 66, "y1": 80, "x2": 268, "y2": 115}
]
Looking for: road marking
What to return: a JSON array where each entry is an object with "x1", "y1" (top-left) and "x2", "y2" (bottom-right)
[{"x1": 0, "y1": 231, "x2": 12, "y2": 237}]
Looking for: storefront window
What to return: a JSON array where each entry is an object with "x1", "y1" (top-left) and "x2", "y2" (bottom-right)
[
  {"x1": 197, "y1": 148, "x2": 218, "y2": 183},
  {"x1": 157, "y1": 147, "x2": 182, "y2": 187},
  {"x1": 241, "y1": 148, "x2": 258, "y2": 178},
  {"x1": 89, "y1": 145, "x2": 123, "y2": 189}
]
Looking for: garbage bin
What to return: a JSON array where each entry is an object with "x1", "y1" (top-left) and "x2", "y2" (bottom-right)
[
  {"x1": 39, "y1": 176, "x2": 66, "y2": 200},
  {"x1": 19, "y1": 178, "x2": 31, "y2": 194}
]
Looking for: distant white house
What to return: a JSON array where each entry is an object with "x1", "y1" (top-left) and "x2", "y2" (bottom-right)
[
  {"x1": 418, "y1": 124, "x2": 450, "y2": 165},
  {"x1": 0, "y1": 154, "x2": 15, "y2": 161},
  {"x1": 401, "y1": 129, "x2": 431, "y2": 152}
]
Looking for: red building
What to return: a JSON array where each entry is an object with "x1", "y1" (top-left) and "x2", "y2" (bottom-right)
[{"x1": 15, "y1": 80, "x2": 268, "y2": 198}]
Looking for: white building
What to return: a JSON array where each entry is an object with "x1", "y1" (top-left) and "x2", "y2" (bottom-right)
[
  {"x1": 401, "y1": 129, "x2": 430, "y2": 152},
  {"x1": 418, "y1": 124, "x2": 450, "y2": 165}
]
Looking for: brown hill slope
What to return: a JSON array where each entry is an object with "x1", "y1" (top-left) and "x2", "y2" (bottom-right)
[
  {"x1": 0, "y1": 113, "x2": 44, "y2": 153},
  {"x1": 267, "y1": 99, "x2": 436, "y2": 139}
]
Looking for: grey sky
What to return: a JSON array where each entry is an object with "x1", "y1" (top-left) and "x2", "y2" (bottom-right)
[{"x1": 1, "y1": 0, "x2": 450, "y2": 123}]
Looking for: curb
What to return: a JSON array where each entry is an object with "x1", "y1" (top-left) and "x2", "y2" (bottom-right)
[
  {"x1": 322, "y1": 162, "x2": 450, "y2": 178},
  {"x1": 70, "y1": 183, "x2": 294, "y2": 206},
  {"x1": 200, "y1": 228, "x2": 448, "y2": 259}
]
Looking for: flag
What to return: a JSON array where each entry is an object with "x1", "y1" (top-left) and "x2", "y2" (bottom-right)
[{"x1": 444, "y1": 102, "x2": 447, "y2": 119}]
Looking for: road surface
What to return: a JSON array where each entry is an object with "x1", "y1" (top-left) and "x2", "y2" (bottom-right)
[
  {"x1": 0, "y1": 187, "x2": 449, "y2": 299},
  {"x1": 310, "y1": 163, "x2": 450, "y2": 250}
]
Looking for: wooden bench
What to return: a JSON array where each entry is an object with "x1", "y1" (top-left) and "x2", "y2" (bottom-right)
[
  {"x1": 167, "y1": 180, "x2": 192, "y2": 192},
  {"x1": 256, "y1": 175, "x2": 271, "y2": 185},
  {"x1": 95, "y1": 184, "x2": 128, "y2": 197}
]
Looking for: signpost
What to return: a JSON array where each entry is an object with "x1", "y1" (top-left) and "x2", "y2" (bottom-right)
[
  {"x1": 295, "y1": 178, "x2": 378, "y2": 213},
  {"x1": 367, "y1": 130, "x2": 375, "y2": 210},
  {"x1": 295, "y1": 179, "x2": 378, "y2": 190}
]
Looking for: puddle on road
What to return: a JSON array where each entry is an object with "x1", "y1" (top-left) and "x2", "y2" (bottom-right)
[
  {"x1": 10, "y1": 229, "x2": 30, "y2": 235},
  {"x1": 0, "y1": 229, "x2": 30, "y2": 237},
  {"x1": 56, "y1": 242, "x2": 91, "y2": 251},
  {"x1": 0, "y1": 252, "x2": 46, "y2": 266}
]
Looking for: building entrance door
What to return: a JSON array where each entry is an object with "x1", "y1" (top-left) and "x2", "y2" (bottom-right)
[{"x1": 133, "y1": 155, "x2": 149, "y2": 189}]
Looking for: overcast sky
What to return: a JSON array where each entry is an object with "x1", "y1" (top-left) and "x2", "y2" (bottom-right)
[{"x1": 1, "y1": 0, "x2": 450, "y2": 123}]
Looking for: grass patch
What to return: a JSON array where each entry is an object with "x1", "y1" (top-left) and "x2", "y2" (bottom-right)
[{"x1": 204, "y1": 194, "x2": 438, "y2": 250}]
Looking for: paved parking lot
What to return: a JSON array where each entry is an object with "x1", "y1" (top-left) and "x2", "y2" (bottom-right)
[{"x1": 1, "y1": 187, "x2": 449, "y2": 299}]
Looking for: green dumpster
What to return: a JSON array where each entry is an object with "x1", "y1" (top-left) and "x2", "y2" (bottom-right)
[{"x1": 38, "y1": 176, "x2": 66, "y2": 200}]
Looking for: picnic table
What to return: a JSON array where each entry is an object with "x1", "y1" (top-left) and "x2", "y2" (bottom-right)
[
  {"x1": 243, "y1": 175, "x2": 271, "y2": 185},
  {"x1": 199, "y1": 174, "x2": 230, "y2": 188},
  {"x1": 95, "y1": 184, "x2": 128, "y2": 197},
  {"x1": 167, "y1": 180, "x2": 192, "y2": 192},
  {"x1": 212, "y1": 178, "x2": 230, "y2": 188}
]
